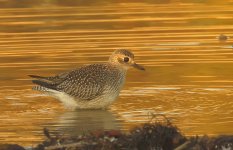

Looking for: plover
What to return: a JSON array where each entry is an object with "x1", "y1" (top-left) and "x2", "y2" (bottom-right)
[{"x1": 29, "y1": 49, "x2": 145, "y2": 109}]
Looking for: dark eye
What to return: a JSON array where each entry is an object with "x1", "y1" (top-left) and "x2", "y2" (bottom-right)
[{"x1": 123, "y1": 57, "x2": 129, "y2": 62}]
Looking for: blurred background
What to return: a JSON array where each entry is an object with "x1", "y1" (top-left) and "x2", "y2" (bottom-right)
[{"x1": 0, "y1": 0, "x2": 233, "y2": 146}]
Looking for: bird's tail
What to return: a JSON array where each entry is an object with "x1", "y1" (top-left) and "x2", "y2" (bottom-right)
[{"x1": 29, "y1": 75, "x2": 58, "y2": 91}]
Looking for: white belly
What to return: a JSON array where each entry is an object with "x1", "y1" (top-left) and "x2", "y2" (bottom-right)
[{"x1": 46, "y1": 88, "x2": 120, "y2": 110}]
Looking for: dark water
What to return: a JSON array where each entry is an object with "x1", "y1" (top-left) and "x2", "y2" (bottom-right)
[{"x1": 0, "y1": 0, "x2": 233, "y2": 145}]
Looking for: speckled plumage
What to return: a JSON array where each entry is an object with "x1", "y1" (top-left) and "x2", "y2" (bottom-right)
[{"x1": 30, "y1": 49, "x2": 144, "y2": 109}]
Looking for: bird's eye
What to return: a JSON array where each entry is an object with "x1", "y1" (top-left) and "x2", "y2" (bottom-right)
[{"x1": 123, "y1": 57, "x2": 129, "y2": 62}]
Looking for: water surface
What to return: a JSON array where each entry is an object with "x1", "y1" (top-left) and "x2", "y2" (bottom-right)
[{"x1": 0, "y1": 0, "x2": 233, "y2": 145}]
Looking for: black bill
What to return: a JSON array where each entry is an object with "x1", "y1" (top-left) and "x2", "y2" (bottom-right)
[{"x1": 132, "y1": 63, "x2": 145, "y2": 71}]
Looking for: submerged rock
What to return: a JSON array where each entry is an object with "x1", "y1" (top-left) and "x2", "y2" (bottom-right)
[{"x1": 217, "y1": 34, "x2": 229, "y2": 42}]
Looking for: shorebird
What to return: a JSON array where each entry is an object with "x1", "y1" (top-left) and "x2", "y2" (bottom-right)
[{"x1": 29, "y1": 49, "x2": 145, "y2": 109}]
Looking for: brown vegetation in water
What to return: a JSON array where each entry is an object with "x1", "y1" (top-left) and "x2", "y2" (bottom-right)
[
  {"x1": 33, "y1": 115, "x2": 233, "y2": 150},
  {"x1": 34, "y1": 122, "x2": 185, "y2": 150},
  {"x1": 0, "y1": 115, "x2": 232, "y2": 150}
]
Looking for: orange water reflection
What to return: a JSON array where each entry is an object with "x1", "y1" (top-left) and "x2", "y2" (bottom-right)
[{"x1": 0, "y1": 0, "x2": 233, "y2": 146}]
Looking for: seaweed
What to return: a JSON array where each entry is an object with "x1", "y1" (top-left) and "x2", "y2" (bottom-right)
[{"x1": 1, "y1": 114, "x2": 232, "y2": 150}]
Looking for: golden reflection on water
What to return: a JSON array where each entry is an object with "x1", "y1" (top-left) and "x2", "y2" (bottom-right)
[{"x1": 0, "y1": 0, "x2": 233, "y2": 146}]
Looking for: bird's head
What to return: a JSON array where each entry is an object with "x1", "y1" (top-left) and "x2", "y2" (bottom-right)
[{"x1": 109, "y1": 49, "x2": 145, "y2": 71}]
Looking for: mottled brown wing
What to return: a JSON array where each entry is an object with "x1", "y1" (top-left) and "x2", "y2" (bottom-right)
[{"x1": 56, "y1": 64, "x2": 111, "y2": 100}]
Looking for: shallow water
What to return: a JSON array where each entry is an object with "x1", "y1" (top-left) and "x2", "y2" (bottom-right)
[{"x1": 0, "y1": 0, "x2": 233, "y2": 146}]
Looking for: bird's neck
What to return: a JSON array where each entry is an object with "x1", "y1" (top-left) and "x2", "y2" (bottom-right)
[{"x1": 107, "y1": 62, "x2": 128, "y2": 74}]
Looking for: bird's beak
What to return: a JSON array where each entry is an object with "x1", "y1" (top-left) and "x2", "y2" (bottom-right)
[{"x1": 132, "y1": 63, "x2": 145, "y2": 71}]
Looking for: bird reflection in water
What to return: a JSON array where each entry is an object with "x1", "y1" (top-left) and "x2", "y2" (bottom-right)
[{"x1": 50, "y1": 110, "x2": 121, "y2": 135}]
